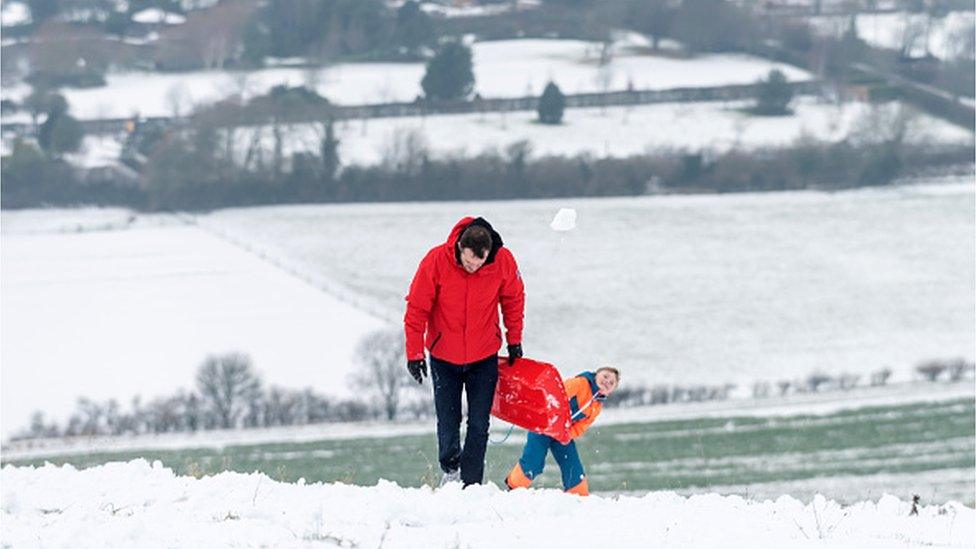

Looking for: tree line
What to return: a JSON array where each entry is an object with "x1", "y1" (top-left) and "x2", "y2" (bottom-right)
[
  {"x1": 4, "y1": 111, "x2": 969, "y2": 211},
  {"x1": 4, "y1": 61, "x2": 969, "y2": 212},
  {"x1": 11, "y1": 322, "x2": 973, "y2": 441},
  {"x1": 14, "y1": 331, "x2": 435, "y2": 441}
]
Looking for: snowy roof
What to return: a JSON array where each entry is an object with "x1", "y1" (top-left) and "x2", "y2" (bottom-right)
[
  {"x1": 180, "y1": 0, "x2": 220, "y2": 11},
  {"x1": 1, "y1": 1, "x2": 31, "y2": 27},
  {"x1": 131, "y1": 8, "x2": 186, "y2": 25}
]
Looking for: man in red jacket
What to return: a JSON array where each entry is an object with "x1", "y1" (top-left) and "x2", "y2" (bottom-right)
[{"x1": 404, "y1": 216, "x2": 525, "y2": 487}]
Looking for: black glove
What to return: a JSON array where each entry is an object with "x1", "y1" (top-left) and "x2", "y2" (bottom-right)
[
  {"x1": 407, "y1": 359, "x2": 427, "y2": 384},
  {"x1": 507, "y1": 344, "x2": 523, "y2": 365}
]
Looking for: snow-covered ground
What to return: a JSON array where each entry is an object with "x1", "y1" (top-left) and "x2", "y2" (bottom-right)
[
  {"x1": 809, "y1": 10, "x2": 976, "y2": 61},
  {"x1": 2, "y1": 181, "x2": 973, "y2": 441},
  {"x1": 202, "y1": 179, "x2": 975, "y2": 391},
  {"x1": 0, "y1": 210, "x2": 385, "y2": 439},
  {"x1": 0, "y1": 38, "x2": 812, "y2": 121},
  {"x1": 1, "y1": 459, "x2": 972, "y2": 548},
  {"x1": 226, "y1": 98, "x2": 973, "y2": 166}
]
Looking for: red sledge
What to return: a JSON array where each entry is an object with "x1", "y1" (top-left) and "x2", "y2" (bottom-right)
[{"x1": 491, "y1": 356, "x2": 572, "y2": 444}]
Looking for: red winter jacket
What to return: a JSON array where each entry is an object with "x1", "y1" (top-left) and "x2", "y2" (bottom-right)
[{"x1": 404, "y1": 217, "x2": 525, "y2": 365}]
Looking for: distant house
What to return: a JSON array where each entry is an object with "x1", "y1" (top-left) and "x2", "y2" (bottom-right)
[{"x1": 66, "y1": 138, "x2": 141, "y2": 188}]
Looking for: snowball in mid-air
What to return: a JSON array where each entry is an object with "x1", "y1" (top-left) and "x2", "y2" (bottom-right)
[{"x1": 550, "y1": 208, "x2": 577, "y2": 232}]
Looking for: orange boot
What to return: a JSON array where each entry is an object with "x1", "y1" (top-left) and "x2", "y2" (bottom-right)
[
  {"x1": 566, "y1": 478, "x2": 589, "y2": 496},
  {"x1": 505, "y1": 463, "x2": 533, "y2": 490}
]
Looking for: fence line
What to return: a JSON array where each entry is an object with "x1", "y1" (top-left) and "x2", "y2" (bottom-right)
[{"x1": 1, "y1": 80, "x2": 824, "y2": 137}]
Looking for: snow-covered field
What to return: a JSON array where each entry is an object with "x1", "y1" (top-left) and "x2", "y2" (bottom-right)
[
  {"x1": 0, "y1": 38, "x2": 812, "y2": 121},
  {"x1": 223, "y1": 98, "x2": 973, "y2": 166},
  {"x1": 201, "y1": 179, "x2": 975, "y2": 390},
  {"x1": 809, "y1": 10, "x2": 975, "y2": 60},
  {"x1": 1, "y1": 459, "x2": 972, "y2": 548},
  {"x1": 0, "y1": 210, "x2": 385, "y2": 439},
  {"x1": 2, "y1": 181, "x2": 973, "y2": 439}
]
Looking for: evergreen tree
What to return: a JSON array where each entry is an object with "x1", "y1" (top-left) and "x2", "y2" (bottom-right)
[
  {"x1": 537, "y1": 81, "x2": 566, "y2": 124},
  {"x1": 421, "y1": 41, "x2": 475, "y2": 100},
  {"x1": 36, "y1": 93, "x2": 83, "y2": 156},
  {"x1": 753, "y1": 69, "x2": 793, "y2": 115},
  {"x1": 41, "y1": 114, "x2": 84, "y2": 155}
]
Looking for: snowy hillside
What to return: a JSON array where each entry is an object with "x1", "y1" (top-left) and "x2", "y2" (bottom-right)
[
  {"x1": 2, "y1": 460, "x2": 972, "y2": 548},
  {"x1": 3, "y1": 181, "x2": 973, "y2": 440},
  {"x1": 202, "y1": 179, "x2": 976, "y2": 390},
  {"x1": 0, "y1": 209, "x2": 385, "y2": 439},
  {"x1": 0, "y1": 39, "x2": 812, "y2": 121}
]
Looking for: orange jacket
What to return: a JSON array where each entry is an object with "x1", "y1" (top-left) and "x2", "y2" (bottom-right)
[{"x1": 565, "y1": 372, "x2": 605, "y2": 440}]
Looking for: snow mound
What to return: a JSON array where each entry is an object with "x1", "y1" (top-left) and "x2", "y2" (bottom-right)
[{"x1": 2, "y1": 460, "x2": 972, "y2": 548}]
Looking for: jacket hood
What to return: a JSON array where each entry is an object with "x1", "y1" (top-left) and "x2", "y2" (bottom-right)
[
  {"x1": 446, "y1": 216, "x2": 504, "y2": 266},
  {"x1": 577, "y1": 371, "x2": 605, "y2": 400}
]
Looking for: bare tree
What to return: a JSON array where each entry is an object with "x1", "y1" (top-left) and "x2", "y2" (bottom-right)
[
  {"x1": 870, "y1": 368, "x2": 892, "y2": 386},
  {"x1": 752, "y1": 381, "x2": 771, "y2": 398},
  {"x1": 381, "y1": 128, "x2": 429, "y2": 176},
  {"x1": 196, "y1": 352, "x2": 262, "y2": 429},
  {"x1": 75, "y1": 397, "x2": 105, "y2": 436},
  {"x1": 943, "y1": 21, "x2": 975, "y2": 62},
  {"x1": 26, "y1": 411, "x2": 59, "y2": 439},
  {"x1": 350, "y1": 329, "x2": 408, "y2": 420},
  {"x1": 165, "y1": 83, "x2": 190, "y2": 118},
  {"x1": 947, "y1": 359, "x2": 975, "y2": 381},
  {"x1": 145, "y1": 395, "x2": 185, "y2": 433},
  {"x1": 594, "y1": 40, "x2": 615, "y2": 115},
  {"x1": 898, "y1": 14, "x2": 928, "y2": 58}
]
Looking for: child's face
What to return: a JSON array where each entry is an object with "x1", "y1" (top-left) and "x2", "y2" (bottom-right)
[{"x1": 596, "y1": 370, "x2": 618, "y2": 396}]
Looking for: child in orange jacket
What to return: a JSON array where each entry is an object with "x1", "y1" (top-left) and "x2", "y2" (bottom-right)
[{"x1": 505, "y1": 367, "x2": 620, "y2": 496}]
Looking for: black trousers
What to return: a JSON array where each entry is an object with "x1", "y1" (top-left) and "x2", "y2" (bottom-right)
[{"x1": 430, "y1": 353, "x2": 499, "y2": 486}]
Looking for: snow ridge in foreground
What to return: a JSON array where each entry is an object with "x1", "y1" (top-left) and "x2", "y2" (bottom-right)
[{"x1": 2, "y1": 460, "x2": 972, "y2": 548}]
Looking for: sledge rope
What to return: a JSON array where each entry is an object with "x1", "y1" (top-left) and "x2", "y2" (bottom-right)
[
  {"x1": 488, "y1": 423, "x2": 516, "y2": 445},
  {"x1": 570, "y1": 393, "x2": 602, "y2": 421}
]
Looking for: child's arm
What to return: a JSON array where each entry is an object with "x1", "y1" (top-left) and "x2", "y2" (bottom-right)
[
  {"x1": 568, "y1": 413, "x2": 597, "y2": 440},
  {"x1": 564, "y1": 377, "x2": 600, "y2": 440}
]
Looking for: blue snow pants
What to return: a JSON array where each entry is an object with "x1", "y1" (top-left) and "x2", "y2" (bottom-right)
[{"x1": 518, "y1": 431, "x2": 586, "y2": 490}]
